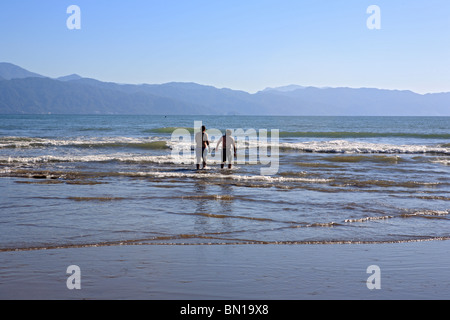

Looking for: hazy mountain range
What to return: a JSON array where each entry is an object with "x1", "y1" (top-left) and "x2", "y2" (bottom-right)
[{"x1": 0, "y1": 62, "x2": 448, "y2": 116}]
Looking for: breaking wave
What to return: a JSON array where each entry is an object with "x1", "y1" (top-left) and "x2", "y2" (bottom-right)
[
  {"x1": 279, "y1": 140, "x2": 450, "y2": 155},
  {"x1": 0, "y1": 136, "x2": 169, "y2": 150},
  {"x1": 2, "y1": 136, "x2": 449, "y2": 156},
  {"x1": 278, "y1": 131, "x2": 450, "y2": 139},
  {"x1": 144, "y1": 127, "x2": 195, "y2": 134}
]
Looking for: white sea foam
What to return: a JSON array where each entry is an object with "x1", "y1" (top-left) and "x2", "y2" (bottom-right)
[
  {"x1": 278, "y1": 140, "x2": 450, "y2": 155},
  {"x1": 0, "y1": 168, "x2": 11, "y2": 174},
  {"x1": 0, "y1": 154, "x2": 183, "y2": 165},
  {"x1": 0, "y1": 136, "x2": 169, "y2": 149},
  {"x1": 123, "y1": 170, "x2": 332, "y2": 184},
  {"x1": 0, "y1": 153, "x2": 256, "y2": 167},
  {"x1": 2, "y1": 135, "x2": 449, "y2": 155},
  {"x1": 403, "y1": 210, "x2": 450, "y2": 217},
  {"x1": 345, "y1": 215, "x2": 394, "y2": 223},
  {"x1": 431, "y1": 159, "x2": 450, "y2": 166}
]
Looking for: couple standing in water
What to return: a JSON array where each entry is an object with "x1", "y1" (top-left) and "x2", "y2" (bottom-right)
[{"x1": 195, "y1": 125, "x2": 236, "y2": 170}]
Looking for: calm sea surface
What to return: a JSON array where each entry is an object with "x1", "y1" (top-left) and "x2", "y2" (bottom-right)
[{"x1": 1, "y1": 115, "x2": 449, "y2": 250}]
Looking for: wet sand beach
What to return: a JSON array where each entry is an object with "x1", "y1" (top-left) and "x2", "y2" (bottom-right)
[{"x1": 1, "y1": 240, "x2": 449, "y2": 300}]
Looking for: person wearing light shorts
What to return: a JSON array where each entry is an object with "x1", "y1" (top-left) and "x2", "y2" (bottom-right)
[{"x1": 216, "y1": 129, "x2": 236, "y2": 169}]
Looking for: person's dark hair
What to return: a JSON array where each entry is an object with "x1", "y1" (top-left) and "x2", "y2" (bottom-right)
[{"x1": 202, "y1": 125, "x2": 206, "y2": 132}]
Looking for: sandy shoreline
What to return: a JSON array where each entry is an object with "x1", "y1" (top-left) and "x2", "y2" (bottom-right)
[{"x1": 1, "y1": 240, "x2": 449, "y2": 300}]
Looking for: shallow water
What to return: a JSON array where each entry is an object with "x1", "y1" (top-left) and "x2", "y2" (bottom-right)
[{"x1": 1, "y1": 115, "x2": 449, "y2": 251}]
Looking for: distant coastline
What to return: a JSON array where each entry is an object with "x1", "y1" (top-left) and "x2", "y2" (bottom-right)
[{"x1": 1, "y1": 62, "x2": 449, "y2": 116}]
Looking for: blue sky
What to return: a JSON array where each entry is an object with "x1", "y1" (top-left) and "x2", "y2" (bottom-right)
[{"x1": 1, "y1": 0, "x2": 449, "y2": 93}]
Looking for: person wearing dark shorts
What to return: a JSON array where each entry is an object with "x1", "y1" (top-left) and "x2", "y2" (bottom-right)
[{"x1": 195, "y1": 125, "x2": 209, "y2": 169}]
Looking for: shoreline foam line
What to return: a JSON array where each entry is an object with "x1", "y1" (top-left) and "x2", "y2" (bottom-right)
[{"x1": 2, "y1": 237, "x2": 450, "y2": 252}]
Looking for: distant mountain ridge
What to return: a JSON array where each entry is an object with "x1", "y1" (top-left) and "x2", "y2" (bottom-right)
[
  {"x1": 57, "y1": 74, "x2": 83, "y2": 81},
  {"x1": 0, "y1": 62, "x2": 449, "y2": 116},
  {"x1": 262, "y1": 84, "x2": 306, "y2": 92},
  {"x1": 0, "y1": 62, "x2": 45, "y2": 80}
]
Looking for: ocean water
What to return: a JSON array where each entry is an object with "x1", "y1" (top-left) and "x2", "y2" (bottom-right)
[{"x1": 0, "y1": 115, "x2": 449, "y2": 251}]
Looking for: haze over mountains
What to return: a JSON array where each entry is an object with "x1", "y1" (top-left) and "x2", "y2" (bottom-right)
[{"x1": 0, "y1": 62, "x2": 448, "y2": 116}]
